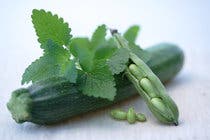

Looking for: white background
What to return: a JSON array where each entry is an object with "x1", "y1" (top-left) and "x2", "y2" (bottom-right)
[{"x1": 0, "y1": 0, "x2": 210, "y2": 140}]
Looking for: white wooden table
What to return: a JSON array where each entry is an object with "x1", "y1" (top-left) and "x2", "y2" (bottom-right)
[{"x1": 1, "y1": 0, "x2": 210, "y2": 139}]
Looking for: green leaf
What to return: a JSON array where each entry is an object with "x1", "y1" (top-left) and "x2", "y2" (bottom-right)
[
  {"x1": 67, "y1": 25, "x2": 118, "y2": 100},
  {"x1": 94, "y1": 45, "x2": 117, "y2": 60},
  {"x1": 123, "y1": 25, "x2": 140, "y2": 44},
  {"x1": 94, "y1": 37, "x2": 118, "y2": 60},
  {"x1": 129, "y1": 44, "x2": 151, "y2": 62},
  {"x1": 21, "y1": 56, "x2": 60, "y2": 84},
  {"x1": 32, "y1": 9, "x2": 72, "y2": 47},
  {"x1": 123, "y1": 25, "x2": 151, "y2": 62},
  {"x1": 79, "y1": 60, "x2": 116, "y2": 101},
  {"x1": 63, "y1": 59, "x2": 77, "y2": 83},
  {"x1": 107, "y1": 48, "x2": 130, "y2": 75},
  {"x1": 43, "y1": 40, "x2": 70, "y2": 60},
  {"x1": 91, "y1": 25, "x2": 118, "y2": 60},
  {"x1": 69, "y1": 25, "x2": 108, "y2": 72},
  {"x1": 91, "y1": 24, "x2": 107, "y2": 50},
  {"x1": 69, "y1": 38, "x2": 94, "y2": 72},
  {"x1": 22, "y1": 40, "x2": 71, "y2": 84}
]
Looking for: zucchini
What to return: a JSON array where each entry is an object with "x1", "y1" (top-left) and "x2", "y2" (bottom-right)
[{"x1": 7, "y1": 43, "x2": 184, "y2": 124}]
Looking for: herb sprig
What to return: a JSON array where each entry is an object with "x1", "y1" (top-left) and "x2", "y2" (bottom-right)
[{"x1": 22, "y1": 9, "x2": 149, "y2": 101}]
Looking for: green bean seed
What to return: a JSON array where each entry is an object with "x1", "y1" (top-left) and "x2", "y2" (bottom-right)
[
  {"x1": 150, "y1": 97, "x2": 174, "y2": 123},
  {"x1": 127, "y1": 108, "x2": 136, "y2": 124},
  {"x1": 140, "y1": 77, "x2": 157, "y2": 98},
  {"x1": 110, "y1": 109, "x2": 127, "y2": 120},
  {"x1": 150, "y1": 98, "x2": 168, "y2": 114},
  {"x1": 128, "y1": 64, "x2": 145, "y2": 81},
  {"x1": 136, "y1": 113, "x2": 146, "y2": 122}
]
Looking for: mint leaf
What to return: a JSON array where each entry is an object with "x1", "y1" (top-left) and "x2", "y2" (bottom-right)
[
  {"x1": 43, "y1": 40, "x2": 70, "y2": 60},
  {"x1": 123, "y1": 25, "x2": 140, "y2": 44},
  {"x1": 107, "y1": 48, "x2": 129, "y2": 75},
  {"x1": 63, "y1": 59, "x2": 77, "y2": 83},
  {"x1": 69, "y1": 25, "x2": 111, "y2": 71},
  {"x1": 21, "y1": 56, "x2": 60, "y2": 84},
  {"x1": 91, "y1": 24, "x2": 106, "y2": 50},
  {"x1": 68, "y1": 25, "x2": 118, "y2": 100},
  {"x1": 94, "y1": 45, "x2": 117, "y2": 60},
  {"x1": 32, "y1": 9, "x2": 72, "y2": 47},
  {"x1": 129, "y1": 44, "x2": 151, "y2": 62},
  {"x1": 123, "y1": 25, "x2": 151, "y2": 62},
  {"x1": 80, "y1": 60, "x2": 116, "y2": 101},
  {"x1": 94, "y1": 37, "x2": 117, "y2": 60},
  {"x1": 69, "y1": 38, "x2": 94, "y2": 72},
  {"x1": 22, "y1": 40, "x2": 71, "y2": 84}
]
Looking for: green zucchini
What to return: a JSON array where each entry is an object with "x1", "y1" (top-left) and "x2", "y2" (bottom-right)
[{"x1": 7, "y1": 43, "x2": 184, "y2": 124}]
